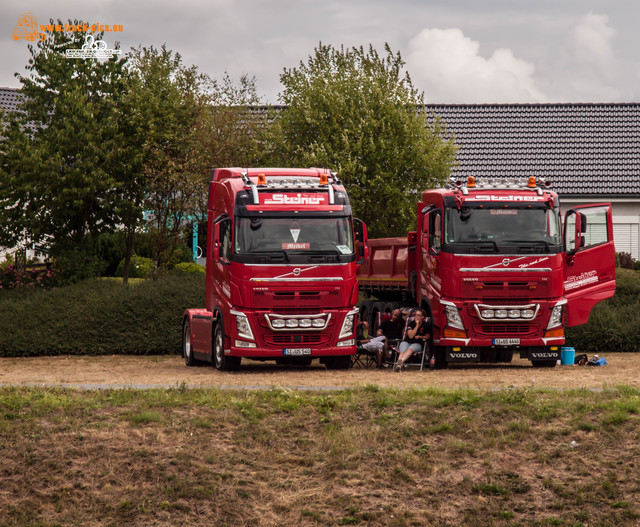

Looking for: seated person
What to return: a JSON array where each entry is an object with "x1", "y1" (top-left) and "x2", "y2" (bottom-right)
[
  {"x1": 374, "y1": 309, "x2": 405, "y2": 365},
  {"x1": 394, "y1": 309, "x2": 430, "y2": 372},
  {"x1": 356, "y1": 320, "x2": 389, "y2": 369},
  {"x1": 377, "y1": 309, "x2": 405, "y2": 341}
]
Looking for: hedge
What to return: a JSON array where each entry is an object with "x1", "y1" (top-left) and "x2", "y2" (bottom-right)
[
  {"x1": 0, "y1": 268, "x2": 637, "y2": 357},
  {"x1": 0, "y1": 273, "x2": 204, "y2": 356}
]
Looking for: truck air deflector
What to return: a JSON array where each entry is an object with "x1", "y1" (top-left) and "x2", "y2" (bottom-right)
[
  {"x1": 250, "y1": 277, "x2": 343, "y2": 282},
  {"x1": 460, "y1": 268, "x2": 552, "y2": 273}
]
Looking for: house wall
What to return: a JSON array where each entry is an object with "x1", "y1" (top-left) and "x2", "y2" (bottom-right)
[{"x1": 560, "y1": 197, "x2": 640, "y2": 260}]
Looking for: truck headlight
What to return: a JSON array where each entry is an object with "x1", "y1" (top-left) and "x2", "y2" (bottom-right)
[
  {"x1": 338, "y1": 309, "x2": 359, "y2": 340},
  {"x1": 546, "y1": 301, "x2": 566, "y2": 329},
  {"x1": 231, "y1": 310, "x2": 255, "y2": 341},
  {"x1": 442, "y1": 300, "x2": 465, "y2": 330}
]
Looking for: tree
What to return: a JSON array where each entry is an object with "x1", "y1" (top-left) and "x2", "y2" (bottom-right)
[
  {"x1": 263, "y1": 43, "x2": 457, "y2": 237},
  {"x1": 0, "y1": 21, "x2": 128, "y2": 280},
  {"x1": 121, "y1": 47, "x2": 262, "y2": 279}
]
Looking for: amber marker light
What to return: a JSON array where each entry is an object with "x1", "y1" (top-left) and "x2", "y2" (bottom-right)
[
  {"x1": 467, "y1": 176, "x2": 476, "y2": 188},
  {"x1": 544, "y1": 327, "x2": 564, "y2": 338},
  {"x1": 257, "y1": 174, "x2": 266, "y2": 185},
  {"x1": 320, "y1": 174, "x2": 328, "y2": 185},
  {"x1": 444, "y1": 328, "x2": 467, "y2": 338},
  {"x1": 528, "y1": 176, "x2": 537, "y2": 188}
]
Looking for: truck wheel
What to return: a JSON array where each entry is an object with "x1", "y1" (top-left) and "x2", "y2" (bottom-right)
[
  {"x1": 323, "y1": 356, "x2": 352, "y2": 370},
  {"x1": 371, "y1": 301, "x2": 386, "y2": 331},
  {"x1": 183, "y1": 319, "x2": 196, "y2": 367},
  {"x1": 213, "y1": 321, "x2": 241, "y2": 371},
  {"x1": 532, "y1": 360, "x2": 557, "y2": 368},
  {"x1": 432, "y1": 346, "x2": 448, "y2": 369}
]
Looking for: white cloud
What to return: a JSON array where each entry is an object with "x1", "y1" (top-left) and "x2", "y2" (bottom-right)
[
  {"x1": 541, "y1": 12, "x2": 621, "y2": 102},
  {"x1": 406, "y1": 27, "x2": 548, "y2": 103},
  {"x1": 569, "y1": 12, "x2": 616, "y2": 68}
]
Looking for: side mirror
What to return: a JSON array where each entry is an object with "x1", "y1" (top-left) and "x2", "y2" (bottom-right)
[
  {"x1": 579, "y1": 213, "x2": 588, "y2": 233},
  {"x1": 353, "y1": 218, "x2": 369, "y2": 264}
]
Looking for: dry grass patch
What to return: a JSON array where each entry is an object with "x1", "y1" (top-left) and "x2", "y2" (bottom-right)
[{"x1": 1, "y1": 385, "x2": 640, "y2": 526}]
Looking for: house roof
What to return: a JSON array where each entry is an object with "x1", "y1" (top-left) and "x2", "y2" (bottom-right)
[
  {"x1": 423, "y1": 103, "x2": 640, "y2": 197},
  {"x1": 0, "y1": 86, "x2": 24, "y2": 113},
  {"x1": 2, "y1": 86, "x2": 638, "y2": 197}
]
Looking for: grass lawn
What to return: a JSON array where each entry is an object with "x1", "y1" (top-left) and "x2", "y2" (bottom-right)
[{"x1": 1, "y1": 385, "x2": 639, "y2": 526}]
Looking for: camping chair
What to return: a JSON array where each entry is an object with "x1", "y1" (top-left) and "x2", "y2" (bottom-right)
[
  {"x1": 351, "y1": 344, "x2": 377, "y2": 368},
  {"x1": 393, "y1": 311, "x2": 430, "y2": 372},
  {"x1": 351, "y1": 321, "x2": 377, "y2": 368}
]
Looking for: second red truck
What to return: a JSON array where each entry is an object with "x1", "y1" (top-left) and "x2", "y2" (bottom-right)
[{"x1": 358, "y1": 176, "x2": 616, "y2": 367}]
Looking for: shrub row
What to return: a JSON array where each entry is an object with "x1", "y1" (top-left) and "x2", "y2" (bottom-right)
[
  {"x1": 566, "y1": 268, "x2": 640, "y2": 353},
  {"x1": 0, "y1": 268, "x2": 636, "y2": 357},
  {"x1": 0, "y1": 273, "x2": 204, "y2": 357}
]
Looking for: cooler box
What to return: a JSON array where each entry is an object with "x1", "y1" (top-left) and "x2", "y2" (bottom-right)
[{"x1": 561, "y1": 347, "x2": 575, "y2": 365}]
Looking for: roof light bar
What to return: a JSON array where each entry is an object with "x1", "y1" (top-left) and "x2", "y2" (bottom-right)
[{"x1": 449, "y1": 176, "x2": 552, "y2": 190}]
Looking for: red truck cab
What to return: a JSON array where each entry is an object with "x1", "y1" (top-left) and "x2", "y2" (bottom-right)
[
  {"x1": 358, "y1": 176, "x2": 615, "y2": 367},
  {"x1": 182, "y1": 168, "x2": 367, "y2": 370}
]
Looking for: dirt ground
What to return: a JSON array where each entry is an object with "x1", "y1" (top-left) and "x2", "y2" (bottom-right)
[{"x1": 0, "y1": 352, "x2": 637, "y2": 390}]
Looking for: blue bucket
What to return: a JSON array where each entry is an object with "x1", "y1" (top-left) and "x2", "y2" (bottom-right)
[{"x1": 561, "y1": 346, "x2": 575, "y2": 365}]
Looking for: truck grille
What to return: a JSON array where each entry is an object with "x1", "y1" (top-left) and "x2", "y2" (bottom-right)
[
  {"x1": 473, "y1": 324, "x2": 538, "y2": 336},
  {"x1": 265, "y1": 334, "x2": 329, "y2": 346}
]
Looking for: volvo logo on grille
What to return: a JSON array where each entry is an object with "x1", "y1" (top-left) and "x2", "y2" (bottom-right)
[
  {"x1": 293, "y1": 268, "x2": 301, "y2": 276},
  {"x1": 502, "y1": 258, "x2": 510, "y2": 267}
]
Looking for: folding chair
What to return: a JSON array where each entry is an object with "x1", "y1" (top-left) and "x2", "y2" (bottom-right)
[
  {"x1": 393, "y1": 312, "x2": 430, "y2": 371},
  {"x1": 352, "y1": 320, "x2": 378, "y2": 368},
  {"x1": 351, "y1": 345, "x2": 377, "y2": 368}
]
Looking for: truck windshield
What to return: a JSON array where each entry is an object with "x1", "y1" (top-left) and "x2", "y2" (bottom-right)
[
  {"x1": 234, "y1": 216, "x2": 354, "y2": 262},
  {"x1": 444, "y1": 206, "x2": 562, "y2": 254}
]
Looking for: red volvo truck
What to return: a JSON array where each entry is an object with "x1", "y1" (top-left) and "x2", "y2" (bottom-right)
[
  {"x1": 182, "y1": 168, "x2": 367, "y2": 370},
  {"x1": 358, "y1": 176, "x2": 616, "y2": 367}
]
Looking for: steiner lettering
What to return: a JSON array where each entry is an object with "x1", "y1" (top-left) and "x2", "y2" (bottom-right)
[{"x1": 264, "y1": 193, "x2": 324, "y2": 205}]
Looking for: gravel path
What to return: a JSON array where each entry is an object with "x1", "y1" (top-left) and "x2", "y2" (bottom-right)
[{"x1": 0, "y1": 352, "x2": 637, "y2": 390}]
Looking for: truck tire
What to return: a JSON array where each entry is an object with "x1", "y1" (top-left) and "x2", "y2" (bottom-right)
[
  {"x1": 183, "y1": 319, "x2": 196, "y2": 367},
  {"x1": 213, "y1": 320, "x2": 241, "y2": 371},
  {"x1": 323, "y1": 356, "x2": 352, "y2": 370},
  {"x1": 532, "y1": 360, "x2": 557, "y2": 368},
  {"x1": 371, "y1": 301, "x2": 386, "y2": 331},
  {"x1": 432, "y1": 346, "x2": 448, "y2": 369}
]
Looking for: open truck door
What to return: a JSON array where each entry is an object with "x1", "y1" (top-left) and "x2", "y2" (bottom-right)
[{"x1": 563, "y1": 203, "x2": 616, "y2": 326}]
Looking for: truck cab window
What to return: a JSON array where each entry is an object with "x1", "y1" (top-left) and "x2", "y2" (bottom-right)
[
  {"x1": 430, "y1": 212, "x2": 442, "y2": 252},
  {"x1": 220, "y1": 218, "x2": 232, "y2": 262}
]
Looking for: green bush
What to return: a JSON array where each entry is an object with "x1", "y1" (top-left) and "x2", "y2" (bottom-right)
[
  {"x1": 566, "y1": 269, "x2": 640, "y2": 353},
  {"x1": 172, "y1": 262, "x2": 205, "y2": 274},
  {"x1": 0, "y1": 273, "x2": 205, "y2": 356},
  {"x1": 617, "y1": 252, "x2": 635, "y2": 270},
  {"x1": 115, "y1": 256, "x2": 154, "y2": 279}
]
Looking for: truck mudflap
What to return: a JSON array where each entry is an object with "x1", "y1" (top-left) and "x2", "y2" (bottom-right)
[
  {"x1": 527, "y1": 348, "x2": 561, "y2": 362},
  {"x1": 443, "y1": 346, "x2": 560, "y2": 364}
]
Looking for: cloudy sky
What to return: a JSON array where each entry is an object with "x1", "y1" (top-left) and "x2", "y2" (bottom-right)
[{"x1": 2, "y1": 0, "x2": 639, "y2": 104}]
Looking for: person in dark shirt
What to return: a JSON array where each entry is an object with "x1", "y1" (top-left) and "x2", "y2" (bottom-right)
[
  {"x1": 377, "y1": 309, "x2": 405, "y2": 341},
  {"x1": 356, "y1": 320, "x2": 389, "y2": 368},
  {"x1": 394, "y1": 309, "x2": 430, "y2": 371}
]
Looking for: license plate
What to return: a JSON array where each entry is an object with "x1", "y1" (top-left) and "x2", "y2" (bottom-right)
[
  {"x1": 493, "y1": 338, "x2": 520, "y2": 346},
  {"x1": 283, "y1": 348, "x2": 312, "y2": 356}
]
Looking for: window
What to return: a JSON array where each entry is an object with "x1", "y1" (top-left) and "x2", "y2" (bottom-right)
[
  {"x1": 219, "y1": 218, "x2": 232, "y2": 262},
  {"x1": 430, "y1": 211, "x2": 441, "y2": 252}
]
